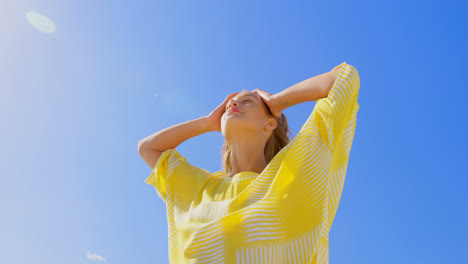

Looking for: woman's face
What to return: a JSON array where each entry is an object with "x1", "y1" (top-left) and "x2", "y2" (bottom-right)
[{"x1": 221, "y1": 92, "x2": 274, "y2": 140}]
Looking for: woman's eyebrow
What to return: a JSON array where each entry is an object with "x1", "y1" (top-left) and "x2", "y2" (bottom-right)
[
  {"x1": 245, "y1": 94, "x2": 258, "y2": 99},
  {"x1": 239, "y1": 94, "x2": 258, "y2": 100},
  {"x1": 227, "y1": 94, "x2": 258, "y2": 107}
]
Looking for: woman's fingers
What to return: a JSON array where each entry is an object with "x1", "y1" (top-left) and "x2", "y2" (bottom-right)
[
  {"x1": 252, "y1": 89, "x2": 272, "y2": 105},
  {"x1": 224, "y1": 92, "x2": 239, "y2": 105},
  {"x1": 252, "y1": 88, "x2": 271, "y2": 97},
  {"x1": 221, "y1": 93, "x2": 239, "y2": 112},
  {"x1": 252, "y1": 89, "x2": 262, "y2": 96},
  {"x1": 252, "y1": 88, "x2": 272, "y2": 105},
  {"x1": 252, "y1": 88, "x2": 282, "y2": 118}
]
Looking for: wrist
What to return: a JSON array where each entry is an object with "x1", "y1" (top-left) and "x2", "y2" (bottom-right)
[
  {"x1": 272, "y1": 93, "x2": 290, "y2": 112},
  {"x1": 200, "y1": 116, "x2": 216, "y2": 132}
]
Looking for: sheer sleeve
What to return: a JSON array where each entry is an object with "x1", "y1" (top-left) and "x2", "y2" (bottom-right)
[
  {"x1": 283, "y1": 61, "x2": 360, "y2": 165},
  {"x1": 314, "y1": 62, "x2": 360, "y2": 235},
  {"x1": 144, "y1": 148, "x2": 211, "y2": 203},
  {"x1": 314, "y1": 62, "x2": 360, "y2": 156},
  {"x1": 279, "y1": 62, "x2": 360, "y2": 235}
]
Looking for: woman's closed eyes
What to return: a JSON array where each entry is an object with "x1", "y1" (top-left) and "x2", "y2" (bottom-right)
[{"x1": 226, "y1": 99, "x2": 252, "y2": 110}]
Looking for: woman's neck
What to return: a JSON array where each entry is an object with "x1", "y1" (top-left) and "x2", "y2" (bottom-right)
[{"x1": 229, "y1": 142, "x2": 267, "y2": 177}]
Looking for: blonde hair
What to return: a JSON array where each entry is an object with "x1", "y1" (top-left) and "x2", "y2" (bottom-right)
[{"x1": 220, "y1": 89, "x2": 293, "y2": 176}]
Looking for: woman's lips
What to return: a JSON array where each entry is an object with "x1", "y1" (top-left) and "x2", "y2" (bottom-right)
[{"x1": 227, "y1": 108, "x2": 241, "y2": 114}]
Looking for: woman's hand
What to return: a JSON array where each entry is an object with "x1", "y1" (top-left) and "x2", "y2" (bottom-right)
[
  {"x1": 252, "y1": 88, "x2": 283, "y2": 118},
  {"x1": 206, "y1": 92, "x2": 240, "y2": 132}
]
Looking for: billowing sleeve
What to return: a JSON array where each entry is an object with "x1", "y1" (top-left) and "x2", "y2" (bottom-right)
[
  {"x1": 314, "y1": 61, "x2": 360, "y2": 156},
  {"x1": 283, "y1": 61, "x2": 360, "y2": 165},
  {"x1": 144, "y1": 148, "x2": 210, "y2": 204},
  {"x1": 314, "y1": 62, "x2": 360, "y2": 236},
  {"x1": 278, "y1": 62, "x2": 360, "y2": 233}
]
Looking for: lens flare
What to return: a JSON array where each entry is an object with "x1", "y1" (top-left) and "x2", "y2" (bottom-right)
[{"x1": 25, "y1": 12, "x2": 56, "y2": 34}]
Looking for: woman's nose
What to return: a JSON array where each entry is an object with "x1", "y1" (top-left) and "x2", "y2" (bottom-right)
[{"x1": 227, "y1": 100, "x2": 238, "y2": 109}]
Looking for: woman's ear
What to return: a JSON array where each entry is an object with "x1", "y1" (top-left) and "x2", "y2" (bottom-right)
[{"x1": 265, "y1": 118, "x2": 277, "y2": 130}]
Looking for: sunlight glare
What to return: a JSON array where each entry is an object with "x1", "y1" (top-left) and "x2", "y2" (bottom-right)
[{"x1": 25, "y1": 11, "x2": 56, "y2": 34}]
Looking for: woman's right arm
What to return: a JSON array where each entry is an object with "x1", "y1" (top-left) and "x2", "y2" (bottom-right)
[
  {"x1": 138, "y1": 116, "x2": 213, "y2": 169},
  {"x1": 138, "y1": 92, "x2": 239, "y2": 169}
]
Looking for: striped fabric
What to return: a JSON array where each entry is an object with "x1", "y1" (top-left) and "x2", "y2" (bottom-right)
[{"x1": 145, "y1": 61, "x2": 360, "y2": 263}]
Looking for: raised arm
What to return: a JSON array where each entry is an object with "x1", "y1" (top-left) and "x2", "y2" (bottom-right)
[
  {"x1": 254, "y1": 62, "x2": 359, "y2": 153},
  {"x1": 252, "y1": 66, "x2": 340, "y2": 118},
  {"x1": 138, "y1": 92, "x2": 239, "y2": 169},
  {"x1": 274, "y1": 67, "x2": 340, "y2": 112},
  {"x1": 138, "y1": 117, "x2": 213, "y2": 151},
  {"x1": 137, "y1": 117, "x2": 212, "y2": 169}
]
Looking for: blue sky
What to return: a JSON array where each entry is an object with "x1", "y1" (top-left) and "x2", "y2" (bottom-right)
[{"x1": 1, "y1": 0, "x2": 467, "y2": 263}]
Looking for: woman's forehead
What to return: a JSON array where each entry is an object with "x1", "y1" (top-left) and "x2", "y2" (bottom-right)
[{"x1": 232, "y1": 92, "x2": 259, "y2": 101}]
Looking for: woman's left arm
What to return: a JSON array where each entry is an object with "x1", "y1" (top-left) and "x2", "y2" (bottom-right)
[
  {"x1": 254, "y1": 62, "x2": 360, "y2": 154},
  {"x1": 253, "y1": 66, "x2": 340, "y2": 117}
]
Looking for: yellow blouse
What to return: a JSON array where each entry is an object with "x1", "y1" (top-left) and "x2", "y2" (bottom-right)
[{"x1": 145, "y1": 61, "x2": 360, "y2": 264}]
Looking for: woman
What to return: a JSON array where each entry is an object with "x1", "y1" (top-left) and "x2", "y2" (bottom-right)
[{"x1": 138, "y1": 61, "x2": 360, "y2": 264}]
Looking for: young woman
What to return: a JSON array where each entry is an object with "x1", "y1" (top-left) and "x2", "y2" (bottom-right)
[{"x1": 138, "y1": 61, "x2": 360, "y2": 264}]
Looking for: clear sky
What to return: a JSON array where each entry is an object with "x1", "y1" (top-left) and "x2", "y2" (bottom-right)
[{"x1": 1, "y1": 0, "x2": 467, "y2": 263}]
